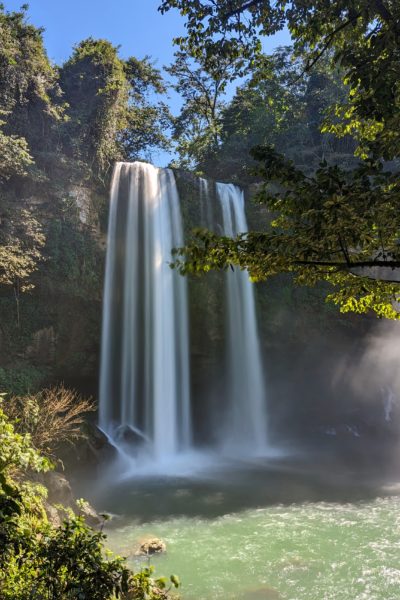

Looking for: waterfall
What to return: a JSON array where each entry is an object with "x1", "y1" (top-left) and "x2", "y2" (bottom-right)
[
  {"x1": 217, "y1": 183, "x2": 268, "y2": 453},
  {"x1": 100, "y1": 163, "x2": 268, "y2": 467},
  {"x1": 99, "y1": 162, "x2": 190, "y2": 461}
]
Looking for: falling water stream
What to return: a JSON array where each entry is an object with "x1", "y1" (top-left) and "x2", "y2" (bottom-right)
[
  {"x1": 99, "y1": 162, "x2": 190, "y2": 461},
  {"x1": 217, "y1": 183, "x2": 268, "y2": 452}
]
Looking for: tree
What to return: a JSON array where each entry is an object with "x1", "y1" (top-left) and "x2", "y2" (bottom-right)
[
  {"x1": 166, "y1": 51, "x2": 238, "y2": 170},
  {"x1": 161, "y1": 0, "x2": 400, "y2": 318},
  {"x1": 205, "y1": 48, "x2": 356, "y2": 182},
  {"x1": 0, "y1": 207, "x2": 45, "y2": 328},
  {"x1": 121, "y1": 56, "x2": 172, "y2": 161},
  {"x1": 0, "y1": 114, "x2": 33, "y2": 182},
  {"x1": 160, "y1": 0, "x2": 400, "y2": 159},
  {"x1": 60, "y1": 40, "x2": 171, "y2": 179},
  {"x1": 0, "y1": 5, "x2": 63, "y2": 169},
  {"x1": 0, "y1": 6, "x2": 54, "y2": 327}
]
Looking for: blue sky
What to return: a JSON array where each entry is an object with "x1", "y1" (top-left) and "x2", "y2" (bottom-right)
[
  {"x1": 4, "y1": 0, "x2": 291, "y2": 165},
  {"x1": 4, "y1": 0, "x2": 188, "y2": 65}
]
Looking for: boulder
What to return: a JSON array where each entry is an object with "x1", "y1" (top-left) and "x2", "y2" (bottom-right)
[
  {"x1": 75, "y1": 500, "x2": 103, "y2": 527},
  {"x1": 71, "y1": 424, "x2": 118, "y2": 466},
  {"x1": 44, "y1": 501, "x2": 62, "y2": 528},
  {"x1": 135, "y1": 537, "x2": 167, "y2": 556},
  {"x1": 44, "y1": 472, "x2": 74, "y2": 506},
  {"x1": 115, "y1": 424, "x2": 147, "y2": 448},
  {"x1": 42, "y1": 471, "x2": 102, "y2": 527}
]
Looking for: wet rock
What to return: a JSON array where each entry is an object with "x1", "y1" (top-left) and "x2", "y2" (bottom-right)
[
  {"x1": 70, "y1": 424, "x2": 118, "y2": 467},
  {"x1": 136, "y1": 537, "x2": 167, "y2": 556},
  {"x1": 115, "y1": 424, "x2": 147, "y2": 448},
  {"x1": 44, "y1": 472, "x2": 74, "y2": 506},
  {"x1": 76, "y1": 500, "x2": 102, "y2": 527},
  {"x1": 42, "y1": 471, "x2": 102, "y2": 527},
  {"x1": 44, "y1": 501, "x2": 62, "y2": 528}
]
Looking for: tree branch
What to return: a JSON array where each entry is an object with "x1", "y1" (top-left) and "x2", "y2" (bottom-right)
[
  {"x1": 223, "y1": 0, "x2": 265, "y2": 20},
  {"x1": 294, "y1": 259, "x2": 400, "y2": 270},
  {"x1": 296, "y1": 15, "x2": 361, "y2": 80}
]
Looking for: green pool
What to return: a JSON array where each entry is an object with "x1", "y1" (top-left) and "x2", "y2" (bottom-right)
[{"x1": 83, "y1": 456, "x2": 400, "y2": 600}]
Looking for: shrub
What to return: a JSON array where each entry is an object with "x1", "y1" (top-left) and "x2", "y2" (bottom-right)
[{"x1": 4, "y1": 385, "x2": 95, "y2": 458}]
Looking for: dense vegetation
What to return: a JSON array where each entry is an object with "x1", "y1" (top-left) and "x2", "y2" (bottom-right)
[
  {"x1": 0, "y1": 5, "x2": 171, "y2": 320},
  {"x1": 0, "y1": 394, "x2": 179, "y2": 599},
  {"x1": 168, "y1": 47, "x2": 357, "y2": 181},
  {"x1": 161, "y1": 0, "x2": 400, "y2": 319},
  {"x1": 0, "y1": 5, "x2": 170, "y2": 181}
]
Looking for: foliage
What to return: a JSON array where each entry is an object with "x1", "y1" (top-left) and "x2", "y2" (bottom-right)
[
  {"x1": 174, "y1": 148, "x2": 400, "y2": 319},
  {"x1": 0, "y1": 3, "x2": 63, "y2": 159},
  {"x1": 44, "y1": 205, "x2": 103, "y2": 298},
  {"x1": 120, "y1": 55, "x2": 172, "y2": 162},
  {"x1": 160, "y1": 0, "x2": 400, "y2": 161},
  {"x1": 0, "y1": 205, "x2": 45, "y2": 326},
  {"x1": 60, "y1": 39, "x2": 171, "y2": 179},
  {"x1": 159, "y1": 0, "x2": 266, "y2": 63},
  {"x1": 0, "y1": 114, "x2": 33, "y2": 181},
  {"x1": 128, "y1": 566, "x2": 180, "y2": 600},
  {"x1": 166, "y1": 51, "x2": 238, "y2": 170},
  {"x1": 1, "y1": 515, "x2": 129, "y2": 600},
  {"x1": 203, "y1": 48, "x2": 356, "y2": 181},
  {"x1": 0, "y1": 399, "x2": 51, "y2": 594},
  {"x1": 161, "y1": 0, "x2": 400, "y2": 318},
  {"x1": 0, "y1": 5, "x2": 171, "y2": 184},
  {"x1": 0, "y1": 403, "x2": 180, "y2": 599},
  {"x1": 0, "y1": 365, "x2": 48, "y2": 396},
  {"x1": 5, "y1": 385, "x2": 95, "y2": 459},
  {"x1": 0, "y1": 207, "x2": 45, "y2": 290},
  {"x1": 0, "y1": 194, "x2": 104, "y2": 377},
  {"x1": 0, "y1": 396, "x2": 51, "y2": 477},
  {"x1": 60, "y1": 38, "x2": 129, "y2": 178}
]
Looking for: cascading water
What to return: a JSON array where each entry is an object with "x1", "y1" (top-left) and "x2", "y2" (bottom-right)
[
  {"x1": 199, "y1": 177, "x2": 214, "y2": 228},
  {"x1": 99, "y1": 162, "x2": 190, "y2": 461},
  {"x1": 100, "y1": 163, "x2": 268, "y2": 467},
  {"x1": 217, "y1": 183, "x2": 268, "y2": 453}
]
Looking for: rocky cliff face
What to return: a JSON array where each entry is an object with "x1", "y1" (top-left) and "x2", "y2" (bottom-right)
[
  {"x1": 1, "y1": 166, "x2": 396, "y2": 451},
  {"x1": 0, "y1": 177, "x2": 107, "y2": 396}
]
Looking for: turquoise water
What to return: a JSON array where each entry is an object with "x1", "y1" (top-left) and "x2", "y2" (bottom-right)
[{"x1": 98, "y1": 462, "x2": 400, "y2": 600}]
